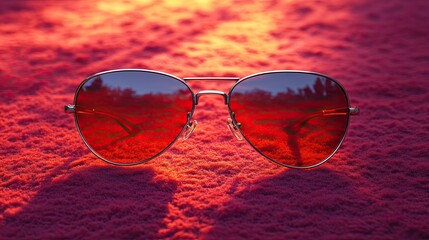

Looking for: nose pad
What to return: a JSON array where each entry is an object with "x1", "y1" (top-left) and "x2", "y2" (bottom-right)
[
  {"x1": 227, "y1": 118, "x2": 243, "y2": 141},
  {"x1": 183, "y1": 120, "x2": 198, "y2": 140}
]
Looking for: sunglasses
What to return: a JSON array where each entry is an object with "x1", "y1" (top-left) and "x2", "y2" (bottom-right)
[{"x1": 65, "y1": 69, "x2": 359, "y2": 169}]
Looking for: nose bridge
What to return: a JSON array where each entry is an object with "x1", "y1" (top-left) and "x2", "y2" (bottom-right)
[
  {"x1": 183, "y1": 76, "x2": 239, "y2": 105},
  {"x1": 195, "y1": 90, "x2": 228, "y2": 105},
  {"x1": 181, "y1": 76, "x2": 242, "y2": 141}
]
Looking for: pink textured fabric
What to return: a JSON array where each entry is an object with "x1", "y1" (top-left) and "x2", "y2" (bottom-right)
[{"x1": 0, "y1": 0, "x2": 428, "y2": 239}]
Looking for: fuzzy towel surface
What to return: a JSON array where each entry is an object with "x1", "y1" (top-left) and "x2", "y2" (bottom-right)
[{"x1": 0, "y1": 0, "x2": 428, "y2": 239}]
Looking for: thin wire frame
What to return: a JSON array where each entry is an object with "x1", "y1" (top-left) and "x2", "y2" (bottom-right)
[
  {"x1": 72, "y1": 69, "x2": 196, "y2": 166},
  {"x1": 69, "y1": 69, "x2": 357, "y2": 168},
  {"x1": 227, "y1": 70, "x2": 352, "y2": 169}
]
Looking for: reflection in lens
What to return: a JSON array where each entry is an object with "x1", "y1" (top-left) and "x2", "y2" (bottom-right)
[
  {"x1": 75, "y1": 71, "x2": 193, "y2": 165},
  {"x1": 229, "y1": 72, "x2": 349, "y2": 168}
]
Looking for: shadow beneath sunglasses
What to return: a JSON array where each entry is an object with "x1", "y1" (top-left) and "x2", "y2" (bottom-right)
[
  {"x1": 203, "y1": 168, "x2": 378, "y2": 239},
  {"x1": 0, "y1": 166, "x2": 176, "y2": 239}
]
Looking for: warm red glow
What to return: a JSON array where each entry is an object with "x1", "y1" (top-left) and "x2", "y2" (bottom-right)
[
  {"x1": 1, "y1": 0, "x2": 428, "y2": 239},
  {"x1": 229, "y1": 73, "x2": 348, "y2": 167},
  {"x1": 76, "y1": 72, "x2": 193, "y2": 164}
]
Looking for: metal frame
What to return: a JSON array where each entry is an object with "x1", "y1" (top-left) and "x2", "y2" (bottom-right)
[
  {"x1": 67, "y1": 69, "x2": 196, "y2": 166},
  {"x1": 195, "y1": 90, "x2": 228, "y2": 105},
  {"x1": 227, "y1": 70, "x2": 357, "y2": 169},
  {"x1": 66, "y1": 69, "x2": 359, "y2": 168},
  {"x1": 183, "y1": 77, "x2": 239, "y2": 81}
]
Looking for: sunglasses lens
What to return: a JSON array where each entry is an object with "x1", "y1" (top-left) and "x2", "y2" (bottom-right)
[
  {"x1": 229, "y1": 72, "x2": 349, "y2": 168},
  {"x1": 75, "y1": 71, "x2": 193, "y2": 165}
]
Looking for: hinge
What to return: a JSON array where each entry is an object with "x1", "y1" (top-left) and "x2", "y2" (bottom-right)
[
  {"x1": 349, "y1": 107, "x2": 360, "y2": 116},
  {"x1": 64, "y1": 104, "x2": 76, "y2": 113}
]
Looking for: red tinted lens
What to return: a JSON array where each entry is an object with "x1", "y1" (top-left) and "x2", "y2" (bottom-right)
[
  {"x1": 75, "y1": 71, "x2": 193, "y2": 165},
  {"x1": 229, "y1": 72, "x2": 349, "y2": 168}
]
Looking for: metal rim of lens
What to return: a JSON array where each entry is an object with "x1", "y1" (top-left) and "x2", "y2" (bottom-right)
[
  {"x1": 73, "y1": 69, "x2": 196, "y2": 166},
  {"x1": 227, "y1": 70, "x2": 351, "y2": 169}
]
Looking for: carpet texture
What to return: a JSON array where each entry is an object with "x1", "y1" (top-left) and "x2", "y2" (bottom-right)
[{"x1": 0, "y1": 0, "x2": 428, "y2": 239}]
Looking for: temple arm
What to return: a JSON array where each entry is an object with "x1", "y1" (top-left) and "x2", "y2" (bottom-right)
[
  {"x1": 286, "y1": 107, "x2": 359, "y2": 134},
  {"x1": 64, "y1": 104, "x2": 141, "y2": 136}
]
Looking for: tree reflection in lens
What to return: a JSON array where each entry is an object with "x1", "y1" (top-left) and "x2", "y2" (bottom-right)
[
  {"x1": 75, "y1": 71, "x2": 193, "y2": 165},
  {"x1": 229, "y1": 72, "x2": 349, "y2": 168}
]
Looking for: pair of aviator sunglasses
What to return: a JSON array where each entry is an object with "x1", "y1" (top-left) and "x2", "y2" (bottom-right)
[{"x1": 65, "y1": 69, "x2": 359, "y2": 169}]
